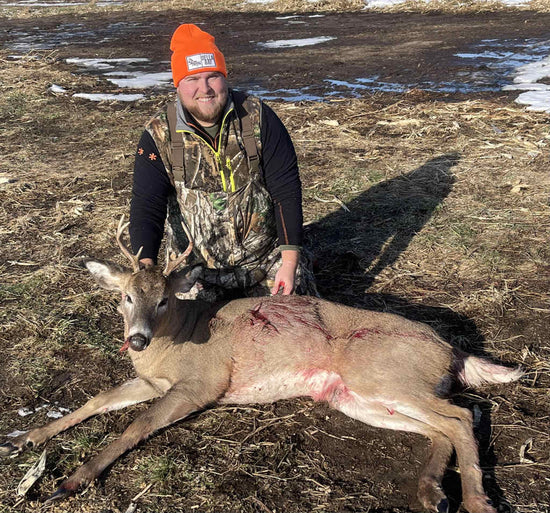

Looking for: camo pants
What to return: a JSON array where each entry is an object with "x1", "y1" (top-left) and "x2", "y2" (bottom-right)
[{"x1": 176, "y1": 245, "x2": 319, "y2": 301}]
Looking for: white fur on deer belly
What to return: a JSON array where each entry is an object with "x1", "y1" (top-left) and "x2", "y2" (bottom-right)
[{"x1": 220, "y1": 369, "x2": 350, "y2": 404}]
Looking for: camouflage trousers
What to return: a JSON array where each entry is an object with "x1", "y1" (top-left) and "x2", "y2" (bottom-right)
[{"x1": 176, "y1": 245, "x2": 319, "y2": 302}]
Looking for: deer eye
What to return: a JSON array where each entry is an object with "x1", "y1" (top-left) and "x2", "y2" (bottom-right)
[
  {"x1": 125, "y1": 295, "x2": 133, "y2": 304},
  {"x1": 158, "y1": 298, "x2": 168, "y2": 308}
]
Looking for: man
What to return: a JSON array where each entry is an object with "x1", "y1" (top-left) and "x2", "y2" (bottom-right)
[{"x1": 129, "y1": 23, "x2": 316, "y2": 299}]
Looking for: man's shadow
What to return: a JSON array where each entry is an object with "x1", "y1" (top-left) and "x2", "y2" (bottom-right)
[
  {"x1": 306, "y1": 153, "x2": 511, "y2": 512},
  {"x1": 307, "y1": 153, "x2": 457, "y2": 298}
]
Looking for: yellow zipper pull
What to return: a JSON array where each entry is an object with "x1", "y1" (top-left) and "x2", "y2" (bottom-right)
[
  {"x1": 214, "y1": 153, "x2": 226, "y2": 192},
  {"x1": 226, "y1": 156, "x2": 236, "y2": 192}
]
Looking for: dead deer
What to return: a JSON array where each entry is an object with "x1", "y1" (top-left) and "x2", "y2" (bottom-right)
[{"x1": 1, "y1": 217, "x2": 522, "y2": 513}]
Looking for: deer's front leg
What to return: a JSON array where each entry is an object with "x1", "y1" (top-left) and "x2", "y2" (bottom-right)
[
  {"x1": 48, "y1": 382, "x2": 215, "y2": 501},
  {"x1": 1, "y1": 378, "x2": 162, "y2": 457}
]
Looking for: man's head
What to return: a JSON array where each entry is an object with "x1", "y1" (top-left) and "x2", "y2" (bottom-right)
[{"x1": 170, "y1": 24, "x2": 229, "y2": 127}]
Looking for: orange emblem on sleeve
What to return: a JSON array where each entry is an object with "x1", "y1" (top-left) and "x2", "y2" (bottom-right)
[
  {"x1": 138, "y1": 147, "x2": 144, "y2": 155},
  {"x1": 149, "y1": 153, "x2": 157, "y2": 161}
]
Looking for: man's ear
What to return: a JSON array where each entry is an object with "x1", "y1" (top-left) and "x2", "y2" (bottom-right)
[
  {"x1": 171, "y1": 266, "x2": 203, "y2": 294},
  {"x1": 81, "y1": 258, "x2": 127, "y2": 291}
]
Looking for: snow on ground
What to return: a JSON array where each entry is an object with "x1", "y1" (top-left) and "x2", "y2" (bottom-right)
[
  {"x1": 455, "y1": 38, "x2": 550, "y2": 113},
  {"x1": 503, "y1": 56, "x2": 550, "y2": 112},
  {"x1": 1, "y1": 8, "x2": 549, "y2": 111},
  {"x1": 257, "y1": 36, "x2": 336, "y2": 49},
  {"x1": 73, "y1": 92, "x2": 145, "y2": 101},
  {"x1": 56, "y1": 36, "x2": 550, "y2": 111}
]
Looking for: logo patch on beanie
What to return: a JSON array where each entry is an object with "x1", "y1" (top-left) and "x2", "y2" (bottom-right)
[{"x1": 186, "y1": 53, "x2": 216, "y2": 71}]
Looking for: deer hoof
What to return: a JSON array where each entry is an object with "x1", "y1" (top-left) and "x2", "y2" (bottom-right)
[
  {"x1": 0, "y1": 442, "x2": 21, "y2": 457},
  {"x1": 418, "y1": 478, "x2": 448, "y2": 513},
  {"x1": 45, "y1": 485, "x2": 73, "y2": 503},
  {"x1": 437, "y1": 497, "x2": 449, "y2": 513}
]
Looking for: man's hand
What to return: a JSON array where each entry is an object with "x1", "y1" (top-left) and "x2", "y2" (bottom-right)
[
  {"x1": 139, "y1": 258, "x2": 155, "y2": 269},
  {"x1": 271, "y1": 250, "x2": 299, "y2": 295}
]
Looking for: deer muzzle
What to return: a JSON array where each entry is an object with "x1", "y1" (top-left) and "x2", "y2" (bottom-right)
[{"x1": 127, "y1": 333, "x2": 150, "y2": 352}]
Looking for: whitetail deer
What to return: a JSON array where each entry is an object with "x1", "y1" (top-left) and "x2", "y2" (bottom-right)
[{"x1": 1, "y1": 217, "x2": 522, "y2": 513}]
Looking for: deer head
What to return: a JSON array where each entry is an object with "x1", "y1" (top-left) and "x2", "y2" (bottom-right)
[{"x1": 82, "y1": 216, "x2": 201, "y2": 352}]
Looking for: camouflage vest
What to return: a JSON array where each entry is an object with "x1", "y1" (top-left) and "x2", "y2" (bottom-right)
[{"x1": 145, "y1": 91, "x2": 278, "y2": 286}]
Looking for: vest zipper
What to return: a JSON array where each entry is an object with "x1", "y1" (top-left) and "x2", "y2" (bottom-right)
[{"x1": 176, "y1": 107, "x2": 236, "y2": 192}]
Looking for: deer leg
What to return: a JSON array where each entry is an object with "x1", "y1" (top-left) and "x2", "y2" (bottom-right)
[
  {"x1": 47, "y1": 382, "x2": 213, "y2": 502},
  {"x1": 1, "y1": 378, "x2": 162, "y2": 457},
  {"x1": 331, "y1": 392, "x2": 452, "y2": 513},
  {"x1": 392, "y1": 399, "x2": 495, "y2": 513},
  {"x1": 417, "y1": 433, "x2": 454, "y2": 513}
]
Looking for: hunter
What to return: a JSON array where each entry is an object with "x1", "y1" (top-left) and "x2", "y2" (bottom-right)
[{"x1": 129, "y1": 23, "x2": 317, "y2": 300}]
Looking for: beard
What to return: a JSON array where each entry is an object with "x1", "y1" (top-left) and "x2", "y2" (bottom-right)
[{"x1": 184, "y1": 89, "x2": 228, "y2": 127}]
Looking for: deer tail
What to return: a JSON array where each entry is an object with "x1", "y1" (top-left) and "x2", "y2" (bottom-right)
[{"x1": 456, "y1": 354, "x2": 524, "y2": 387}]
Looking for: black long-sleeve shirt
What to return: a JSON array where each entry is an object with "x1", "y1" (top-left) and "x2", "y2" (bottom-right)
[{"x1": 130, "y1": 102, "x2": 303, "y2": 262}]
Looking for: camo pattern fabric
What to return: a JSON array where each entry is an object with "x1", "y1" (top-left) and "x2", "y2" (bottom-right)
[{"x1": 146, "y1": 91, "x2": 318, "y2": 299}]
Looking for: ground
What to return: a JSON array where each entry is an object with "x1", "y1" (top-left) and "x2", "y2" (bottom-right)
[{"x1": 0, "y1": 1, "x2": 549, "y2": 512}]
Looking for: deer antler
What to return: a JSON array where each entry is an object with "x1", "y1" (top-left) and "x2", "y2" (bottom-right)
[
  {"x1": 116, "y1": 215, "x2": 142, "y2": 274},
  {"x1": 163, "y1": 221, "x2": 194, "y2": 277}
]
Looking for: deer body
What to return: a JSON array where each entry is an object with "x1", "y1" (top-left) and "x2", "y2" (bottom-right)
[{"x1": 1, "y1": 221, "x2": 522, "y2": 513}]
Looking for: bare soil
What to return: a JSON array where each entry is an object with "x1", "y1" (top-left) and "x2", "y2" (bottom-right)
[{"x1": 0, "y1": 4, "x2": 549, "y2": 513}]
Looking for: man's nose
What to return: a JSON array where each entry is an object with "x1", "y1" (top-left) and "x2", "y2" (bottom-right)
[{"x1": 197, "y1": 78, "x2": 213, "y2": 94}]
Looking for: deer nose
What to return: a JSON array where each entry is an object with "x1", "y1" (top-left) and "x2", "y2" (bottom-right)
[{"x1": 128, "y1": 334, "x2": 150, "y2": 352}]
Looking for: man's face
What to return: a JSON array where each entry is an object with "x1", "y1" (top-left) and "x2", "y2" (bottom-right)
[{"x1": 177, "y1": 71, "x2": 228, "y2": 127}]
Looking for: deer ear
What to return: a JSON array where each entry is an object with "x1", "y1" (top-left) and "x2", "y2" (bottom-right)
[
  {"x1": 81, "y1": 259, "x2": 127, "y2": 291},
  {"x1": 171, "y1": 266, "x2": 203, "y2": 294}
]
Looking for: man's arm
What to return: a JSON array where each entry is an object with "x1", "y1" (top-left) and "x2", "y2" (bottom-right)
[
  {"x1": 260, "y1": 103, "x2": 303, "y2": 294},
  {"x1": 130, "y1": 131, "x2": 172, "y2": 266}
]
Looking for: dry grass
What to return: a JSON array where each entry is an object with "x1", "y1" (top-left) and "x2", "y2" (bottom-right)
[{"x1": 0, "y1": 8, "x2": 549, "y2": 512}]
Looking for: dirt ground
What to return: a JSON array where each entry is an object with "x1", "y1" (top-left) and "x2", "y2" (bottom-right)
[{"x1": 0, "y1": 2, "x2": 549, "y2": 513}]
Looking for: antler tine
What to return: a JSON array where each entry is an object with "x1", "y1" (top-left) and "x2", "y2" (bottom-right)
[
  {"x1": 116, "y1": 215, "x2": 142, "y2": 273},
  {"x1": 163, "y1": 221, "x2": 194, "y2": 277}
]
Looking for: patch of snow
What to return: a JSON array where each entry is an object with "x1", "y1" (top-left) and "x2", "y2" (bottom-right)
[
  {"x1": 17, "y1": 408, "x2": 34, "y2": 417},
  {"x1": 247, "y1": 86, "x2": 324, "y2": 102},
  {"x1": 503, "y1": 55, "x2": 550, "y2": 112},
  {"x1": 514, "y1": 91, "x2": 550, "y2": 113},
  {"x1": 66, "y1": 57, "x2": 150, "y2": 70},
  {"x1": 258, "y1": 36, "x2": 336, "y2": 49},
  {"x1": 103, "y1": 71, "x2": 173, "y2": 88},
  {"x1": 73, "y1": 93, "x2": 145, "y2": 102},
  {"x1": 7, "y1": 55, "x2": 40, "y2": 61},
  {"x1": 364, "y1": 0, "x2": 411, "y2": 7},
  {"x1": 49, "y1": 84, "x2": 67, "y2": 93},
  {"x1": 508, "y1": 55, "x2": 550, "y2": 84}
]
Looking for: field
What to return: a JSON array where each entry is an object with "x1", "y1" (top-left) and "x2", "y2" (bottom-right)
[{"x1": 0, "y1": 1, "x2": 549, "y2": 512}]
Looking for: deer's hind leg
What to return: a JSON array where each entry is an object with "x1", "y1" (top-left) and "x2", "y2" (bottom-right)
[
  {"x1": 330, "y1": 391, "x2": 453, "y2": 513},
  {"x1": 1, "y1": 377, "x2": 162, "y2": 457},
  {"x1": 393, "y1": 398, "x2": 495, "y2": 513}
]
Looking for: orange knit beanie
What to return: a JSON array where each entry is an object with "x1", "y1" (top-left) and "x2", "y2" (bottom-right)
[{"x1": 170, "y1": 24, "x2": 227, "y2": 87}]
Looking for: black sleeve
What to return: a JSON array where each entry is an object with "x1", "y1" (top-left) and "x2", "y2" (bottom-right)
[
  {"x1": 129, "y1": 130, "x2": 172, "y2": 263},
  {"x1": 260, "y1": 102, "x2": 303, "y2": 248}
]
